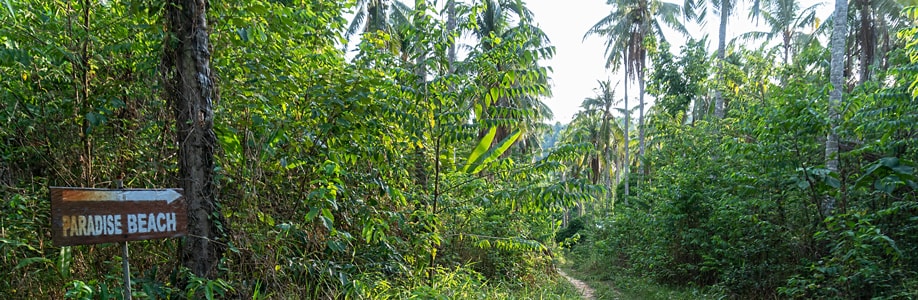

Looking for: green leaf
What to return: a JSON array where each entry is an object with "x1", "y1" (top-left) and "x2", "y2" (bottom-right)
[
  {"x1": 58, "y1": 246, "x2": 71, "y2": 278},
  {"x1": 485, "y1": 88, "x2": 500, "y2": 106},
  {"x1": 320, "y1": 215, "x2": 334, "y2": 230},
  {"x1": 214, "y1": 125, "x2": 242, "y2": 159},
  {"x1": 206, "y1": 281, "x2": 215, "y2": 300},
  {"x1": 237, "y1": 28, "x2": 250, "y2": 43},
  {"x1": 462, "y1": 126, "x2": 497, "y2": 172},
  {"x1": 387, "y1": 188, "x2": 406, "y2": 206},
  {"x1": 875, "y1": 176, "x2": 900, "y2": 194},
  {"x1": 3, "y1": 0, "x2": 13, "y2": 17},
  {"x1": 470, "y1": 129, "x2": 522, "y2": 174},
  {"x1": 362, "y1": 225, "x2": 375, "y2": 243},
  {"x1": 327, "y1": 240, "x2": 345, "y2": 252},
  {"x1": 477, "y1": 239, "x2": 491, "y2": 249},
  {"x1": 501, "y1": 72, "x2": 514, "y2": 86},
  {"x1": 257, "y1": 212, "x2": 275, "y2": 227},
  {"x1": 16, "y1": 257, "x2": 51, "y2": 270},
  {"x1": 824, "y1": 174, "x2": 841, "y2": 189},
  {"x1": 305, "y1": 207, "x2": 319, "y2": 222},
  {"x1": 880, "y1": 157, "x2": 901, "y2": 168},
  {"x1": 321, "y1": 208, "x2": 334, "y2": 222},
  {"x1": 283, "y1": 159, "x2": 305, "y2": 170}
]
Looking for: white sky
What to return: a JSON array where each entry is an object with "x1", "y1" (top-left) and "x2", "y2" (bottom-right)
[{"x1": 527, "y1": 0, "x2": 833, "y2": 123}]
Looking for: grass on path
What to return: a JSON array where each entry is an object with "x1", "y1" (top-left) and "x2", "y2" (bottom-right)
[{"x1": 561, "y1": 265, "x2": 725, "y2": 300}]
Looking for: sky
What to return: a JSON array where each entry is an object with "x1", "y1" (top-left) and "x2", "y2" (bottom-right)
[
  {"x1": 526, "y1": 0, "x2": 833, "y2": 123},
  {"x1": 526, "y1": 1, "x2": 612, "y2": 124},
  {"x1": 345, "y1": 1, "x2": 832, "y2": 123}
]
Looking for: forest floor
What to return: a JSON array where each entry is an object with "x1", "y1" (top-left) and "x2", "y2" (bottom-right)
[{"x1": 558, "y1": 269, "x2": 597, "y2": 299}]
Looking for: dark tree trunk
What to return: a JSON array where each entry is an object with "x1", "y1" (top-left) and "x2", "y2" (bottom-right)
[
  {"x1": 161, "y1": 0, "x2": 224, "y2": 278},
  {"x1": 857, "y1": 0, "x2": 875, "y2": 85},
  {"x1": 367, "y1": 0, "x2": 390, "y2": 34}
]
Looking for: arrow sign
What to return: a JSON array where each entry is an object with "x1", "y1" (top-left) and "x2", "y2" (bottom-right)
[
  {"x1": 61, "y1": 189, "x2": 183, "y2": 204},
  {"x1": 50, "y1": 187, "x2": 188, "y2": 246}
]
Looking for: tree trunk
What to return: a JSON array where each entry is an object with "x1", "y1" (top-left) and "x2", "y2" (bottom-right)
[
  {"x1": 162, "y1": 0, "x2": 225, "y2": 278},
  {"x1": 601, "y1": 96, "x2": 612, "y2": 204},
  {"x1": 78, "y1": 0, "x2": 93, "y2": 186},
  {"x1": 825, "y1": 0, "x2": 848, "y2": 215},
  {"x1": 857, "y1": 0, "x2": 874, "y2": 85},
  {"x1": 622, "y1": 55, "x2": 630, "y2": 201},
  {"x1": 783, "y1": 32, "x2": 791, "y2": 67},
  {"x1": 638, "y1": 61, "x2": 646, "y2": 175},
  {"x1": 590, "y1": 157, "x2": 600, "y2": 185},
  {"x1": 714, "y1": 0, "x2": 729, "y2": 119},
  {"x1": 447, "y1": 0, "x2": 457, "y2": 74},
  {"x1": 368, "y1": 0, "x2": 390, "y2": 34}
]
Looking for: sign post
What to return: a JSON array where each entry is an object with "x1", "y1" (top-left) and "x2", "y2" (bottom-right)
[
  {"x1": 122, "y1": 232, "x2": 131, "y2": 300},
  {"x1": 50, "y1": 186, "x2": 187, "y2": 299},
  {"x1": 115, "y1": 179, "x2": 131, "y2": 300}
]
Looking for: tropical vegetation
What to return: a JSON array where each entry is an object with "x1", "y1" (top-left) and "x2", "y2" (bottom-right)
[{"x1": 1, "y1": 0, "x2": 916, "y2": 299}]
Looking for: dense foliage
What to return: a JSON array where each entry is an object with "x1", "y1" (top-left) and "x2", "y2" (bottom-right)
[
  {"x1": 566, "y1": 2, "x2": 918, "y2": 299},
  {"x1": 1, "y1": 0, "x2": 587, "y2": 298},
  {"x1": 2, "y1": 0, "x2": 917, "y2": 299}
]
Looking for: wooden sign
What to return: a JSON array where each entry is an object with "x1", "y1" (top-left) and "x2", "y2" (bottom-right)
[{"x1": 50, "y1": 187, "x2": 188, "y2": 246}]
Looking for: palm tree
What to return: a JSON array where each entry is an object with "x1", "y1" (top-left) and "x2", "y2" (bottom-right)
[
  {"x1": 737, "y1": 0, "x2": 822, "y2": 66},
  {"x1": 466, "y1": 0, "x2": 555, "y2": 150},
  {"x1": 345, "y1": 0, "x2": 412, "y2": 46},
  {"x1": 472, "y1": 0, "x2": 539, "y2": 50},
  {"x1": 585, "y1": 0, "x2": 686, "y2": 178},
  {"x1": 563, "y1": 82, "x2": 628, "y2": 205},
  {"x1": 850, "y1": 0, "x2": 905, "y2": 84},
  {"x1": 825, "y1": 0, "x2": 847, "y2": 215},
  {"x1": 580, "y1": 81, "x2": 623, "y2": 186},
  {"x1": 714, "y1": 0, "x2": 736, "y2": 119},
  {"x1": 685, "y1": 0, "x2": 740, "y2": 118}
]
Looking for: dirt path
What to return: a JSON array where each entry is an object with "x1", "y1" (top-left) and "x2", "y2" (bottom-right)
[{"x1": 558, "y1": 269, "x2": 595, "y2": 300}]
